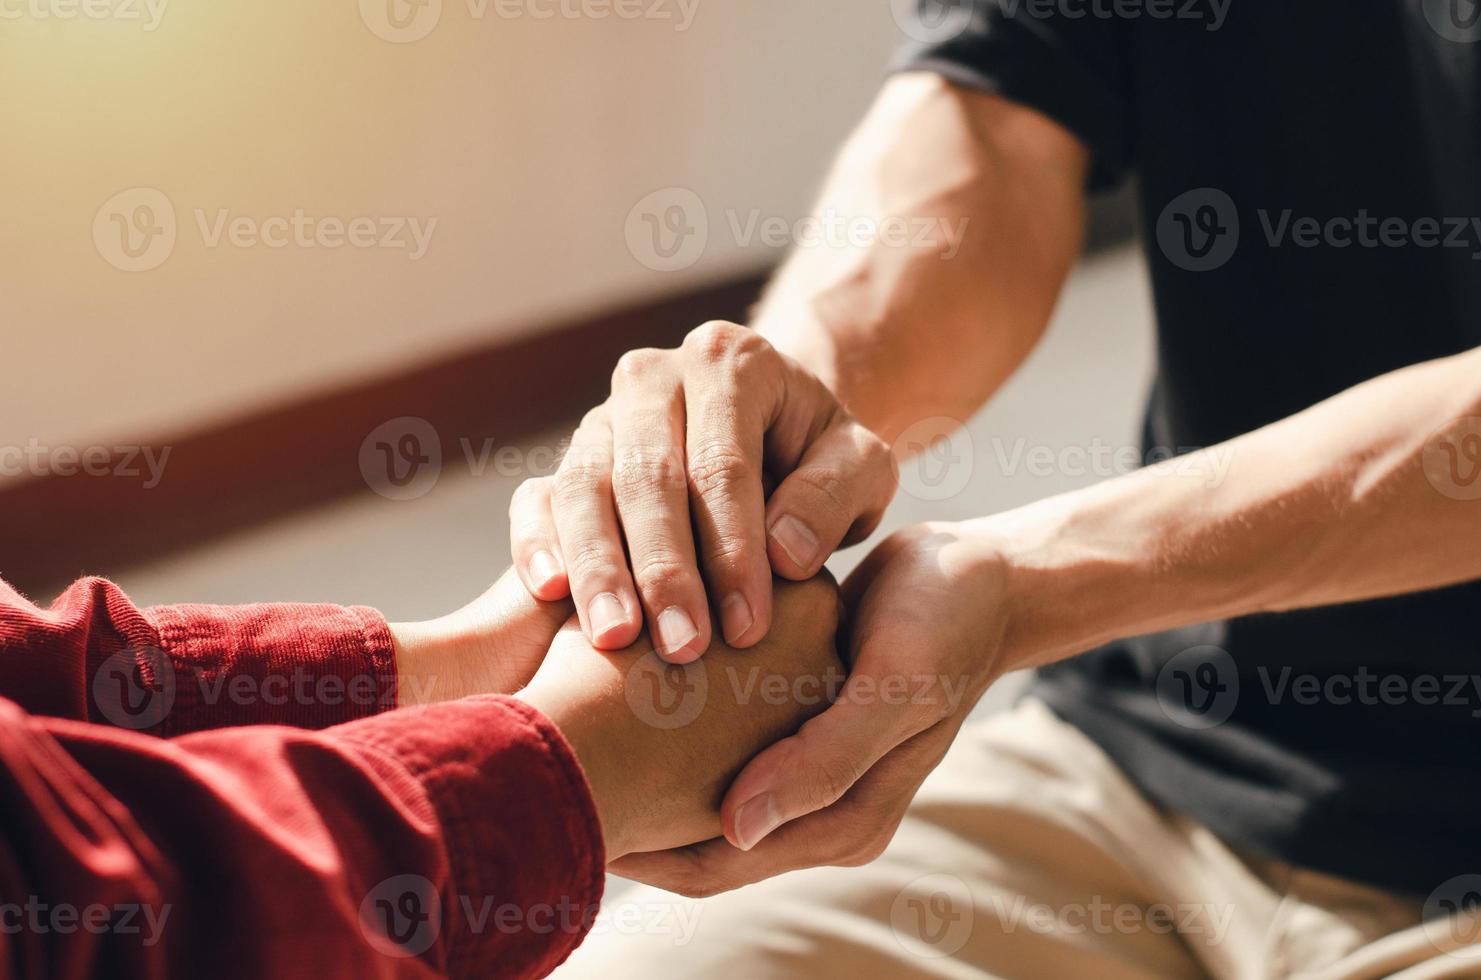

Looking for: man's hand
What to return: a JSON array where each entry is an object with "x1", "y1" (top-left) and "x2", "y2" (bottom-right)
[
  {"x1": 609, "y1": 522, "x2": 1013, "y2": 895},
  {"x1": 509, "y1": 321, "x2": 895, "y2": 662}
]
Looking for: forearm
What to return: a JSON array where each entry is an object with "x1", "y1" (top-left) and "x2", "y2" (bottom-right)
[
  {"x1": 986, "y1": 346, "x2": 1481, "y2": 670},
  {"x1": 753, "y1": 73, "x2": 1088, "y2": 443}
]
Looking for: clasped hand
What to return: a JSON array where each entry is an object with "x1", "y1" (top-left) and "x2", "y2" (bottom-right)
[{"x1": 497, "y1": 322, "x2": 1015, "y2": 895}]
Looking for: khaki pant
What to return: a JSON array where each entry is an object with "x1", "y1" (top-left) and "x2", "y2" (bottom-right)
[{"x1": 555, "y1": 699, "x2": 1481, "y2": 979}]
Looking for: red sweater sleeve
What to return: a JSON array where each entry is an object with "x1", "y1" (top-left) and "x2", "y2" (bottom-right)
[
  {"x1": 0, "y1": 577, "x2": 397, "y2": 735},
  {"x1": 0, "y1": 694, "x2": 605, "y2": 979}
]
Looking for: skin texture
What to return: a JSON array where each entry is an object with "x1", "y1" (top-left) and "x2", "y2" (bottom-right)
[
  {"x1": 390, "y1": 568, "x2": 573, "y2": 707},
  {"x1": 507, "y1": 328, "x2": 894, "y2": 662},
  {"x1": 506, "y1": 68, "x2": 1481, "y2": 899},
  {"x1": 391, "y1": 569, "x2": 845, "y2": 861},
  {"x1": 515, "y1": 573, "x2": 844, "y2": 860}
]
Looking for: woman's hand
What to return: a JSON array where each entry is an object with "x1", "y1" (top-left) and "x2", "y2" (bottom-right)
[
  {"x1": 609, "y1": 521, "x2": 1020, "y2": 896},
  {"x1": 515, "y1": 574, "x2": 845, "y2": 861},
  {"x1": 508, "y1": 321, "x2": 896, "y2": 663},
  {"x1": 389, "y1": 568, "x2": 573, "y2": 706}
]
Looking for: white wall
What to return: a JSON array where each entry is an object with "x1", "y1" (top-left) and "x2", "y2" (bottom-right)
[{"x1": 0, "y1": 0, "x2": 900, "y2": 454}]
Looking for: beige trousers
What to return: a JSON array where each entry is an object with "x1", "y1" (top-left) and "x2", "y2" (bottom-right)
[{"x1": 554, "y1": 699, "x2": 1481, "y2": 980}]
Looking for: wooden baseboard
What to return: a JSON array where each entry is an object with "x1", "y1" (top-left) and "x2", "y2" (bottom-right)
[{"x1": 1, "y1": 272, "x2": 770, "y2": 599}]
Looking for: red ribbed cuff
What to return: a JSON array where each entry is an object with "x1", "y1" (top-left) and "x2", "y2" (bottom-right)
[{"x1": 145, "y1": 602, "x2": 397, "y2": 736}]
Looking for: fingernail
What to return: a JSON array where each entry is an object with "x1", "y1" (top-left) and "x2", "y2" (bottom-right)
[
  {"x1": 529, "y1": 550, "x2": 562, "y2": 591},
  {"x1": 732, "y1": 793, "x2": 783, "y2": 851},
  {"x1": 769, "y1": 514, "x2": 820, "y2": 570},
  {"x1": 720, "y1": 592, "x2": 754, "y2": 645},
  {"x1": 588, "y1": 593, "x2": 628, "y2": 641},
  {"x1": 657, "y1": 606, "x2": 699, "y2": 657}
]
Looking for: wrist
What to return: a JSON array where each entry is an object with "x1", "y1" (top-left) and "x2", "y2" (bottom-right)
[
  {"x1": 391, "y1": 570, "x2": 574, "y2": 708},
  {"x1": 388, "y1": 615, "x2": 475, "y2": 708},
  {"x1": 512, "y1": 680, "x2": 640, "y2": 861},
  {"x1": 962, "y1": 492, "x2": 1157, "y2": 673}
]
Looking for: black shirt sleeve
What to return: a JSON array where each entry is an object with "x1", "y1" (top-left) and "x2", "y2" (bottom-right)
[{"x1": 888, "y1": 0, "x2": 1134, "y2": 192}]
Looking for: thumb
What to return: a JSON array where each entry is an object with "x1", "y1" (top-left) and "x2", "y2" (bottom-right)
[
  {"x1": 720, "y1": 690, "x2": 926, "y2": 851},
  {"x1": 764, "y1": 419, "x2": 898, "y2": 580}
]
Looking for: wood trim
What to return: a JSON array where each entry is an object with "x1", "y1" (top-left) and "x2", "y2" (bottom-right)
[{"x1": 1, "y1": 272, "x2": 770, "y2": 599}]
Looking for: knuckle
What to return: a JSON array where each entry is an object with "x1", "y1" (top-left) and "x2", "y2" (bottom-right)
[
  {"x1": 701, "y1": 534, "x2": 762, "y2": 581},
  {"x1": 683, "y1": 320, "x2": 762, "y2": 363},
  {"x1": 837, "y1": 834, "x2": 890, "y2": 868},
  {"x1": 578, "y1": 405, "x2": 608, "y2": 430},
  {"x1": 812, "y1": 757, "x2": 864, "y2": 809},
  {"x1": 565, "y1": 542, "x2": 620, "y2": 580},
  {"x1": 857, "y1": 427, "x2": 897, "y2": 481},
  {"x1": 553, "y1": 461, "x2": 609, "y2": 501},
  {"x1": 686, "y1": 444, "x2": 757, "y2": 499},
  {"x1": 632, "y1": 554, "x2": 696, "y2": 597},
  {"x1": 509, "y1": 476, "x2": 549, "y2": 510},
  {"x1": 789, "y1": 465, "x2": 853, "y2": 514},
  {"x1": 612, "y1": 348, "x2": 668, "y2": 390},
  {"x1": 612, "y1": 447, "x2": 687, "y2": 499}
]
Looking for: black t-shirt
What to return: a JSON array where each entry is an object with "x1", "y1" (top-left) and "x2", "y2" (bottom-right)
[{"x1": 893, "y1": 0, "x2": 1481, "y2": 894}]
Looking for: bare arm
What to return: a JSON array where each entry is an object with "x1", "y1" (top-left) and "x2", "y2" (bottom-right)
[
  {"x1": 993, "y1": 346, "x2": 1481, "y2": 670},
  {"x1": 506, "y1": 74, "x2": 1090, "y2": 659},
  {"x1": 755, "y1": 71, "x2": 1089, "y2": 443}
]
